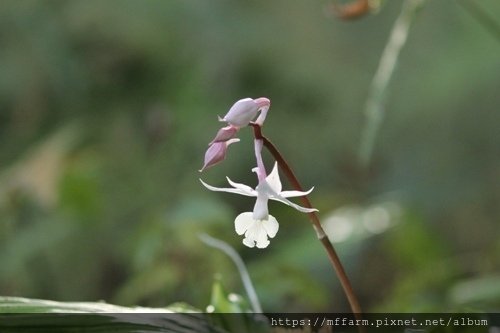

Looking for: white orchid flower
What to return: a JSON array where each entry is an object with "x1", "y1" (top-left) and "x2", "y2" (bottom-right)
[{"x1": 200, "y1": 163, "x2": 317, "y2": 248}]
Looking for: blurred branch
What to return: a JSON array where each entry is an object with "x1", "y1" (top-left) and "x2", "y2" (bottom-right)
[
  {"x1": 199, "y1": 233, "x2": 262, "y2": 313},
  {"x1": 456, "y1": 0, "x2": 500, "y2": 44},
  {"x1": 358, "y1": 0, "x2": 426, "y2": 166}
]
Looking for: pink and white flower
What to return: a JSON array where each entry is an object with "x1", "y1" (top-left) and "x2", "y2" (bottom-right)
[{"x1": 200, "y1": 163, "x2": 317, "y2": 248}]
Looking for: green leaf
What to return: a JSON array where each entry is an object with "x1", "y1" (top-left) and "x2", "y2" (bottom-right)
[
  {"x1": 207, "y1": 280, "x2": 270, "y2": 333},
  {"x1": 0, "y1": 296, "x2": 222, "y2": 333}
]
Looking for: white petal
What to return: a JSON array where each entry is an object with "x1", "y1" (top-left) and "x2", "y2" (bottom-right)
[
  {"x1": 261, "y1": 214, "x2": 279, "y2": 238},
  {"x1": 252, "y1": 192, "x2": 269, "y2": 220},
  {"x1": 199, "y1": 179, "x2": 254, "y2": 197},
  {"x1": 226, "y1": 177, "x2": 257, "y2": 196},
  {"x1": 255, "y1": 234, "x2": 270, "y2": 248},
  {"x1": 243, "y1": 223, "x2": 261, "y2": 246},
  {"x1": 269, "y1": 194, "x2": 318, "y2": 213},
  {"x1": 234, "y1": 212, "x2": 255, "y2": 235},
  {"x1": 242, "y1": 237, "x2": 256, "y2": 248},
  {"x1": 265, "y1": 162, "x2": 282, "y2": 193},
  {"x1": 280, "y1": 187, "x2": 314, "y2": 198},
  {"x1": 245, "y1": 222, "x2": 270, "y2": 249}
]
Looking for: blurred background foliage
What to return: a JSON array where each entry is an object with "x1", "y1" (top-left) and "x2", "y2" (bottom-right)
[{"x1": 0, "y1": 0, "x2": 499, "y2": 313}]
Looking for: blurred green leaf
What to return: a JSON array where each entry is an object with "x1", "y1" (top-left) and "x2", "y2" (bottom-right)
[
  {"x1": 207, "y1": 279, "x2": 270, "y2": 333},
  {"x1": 448, "y1": 275, "x2": 500, "y2": 308}
]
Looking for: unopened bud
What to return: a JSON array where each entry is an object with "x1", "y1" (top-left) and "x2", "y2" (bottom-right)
[
  {"x1": 209, "y1": 125, "x2": 238, "y2": 145},
  {"x1": 221, "y1": 98, "x2": 260, "y2": 127},
  {"x1": 199, "y1": 138, "x2": 240, "y2": 172}
]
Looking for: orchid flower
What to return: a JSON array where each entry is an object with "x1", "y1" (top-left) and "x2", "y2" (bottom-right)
[
  {"x1": 200, "y1": 162, "x2": 317, "y2": 248},
  {"x1": 200, "y1": 97, "x2": 317, "y2": 248}
]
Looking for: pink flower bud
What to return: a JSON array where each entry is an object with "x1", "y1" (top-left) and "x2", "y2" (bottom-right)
[
  {"x1": 199, "y1": 138, "x2": 240, "y2": 172},
  {"x1": 209, "y1": 125, "x2": 238, "y2": 145},
  {"x1": 221, "y1": 98, "x2": 260, "y2": 127}
]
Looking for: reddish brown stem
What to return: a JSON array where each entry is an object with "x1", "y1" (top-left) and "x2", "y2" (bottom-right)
[{"x1": 251, "y1": 123, "x2": 364, "y2": 327}]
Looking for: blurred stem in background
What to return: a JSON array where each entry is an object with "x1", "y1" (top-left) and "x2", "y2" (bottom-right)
[
  {"x1": 358, "y1": 0, "x2": 426, "y2": 166},
  {"x1": 456, "y1": 0, "x2": 500, "y2": 43},
  {"x1": 199, "y1": 233, "x2": 262, "y2": 313}
]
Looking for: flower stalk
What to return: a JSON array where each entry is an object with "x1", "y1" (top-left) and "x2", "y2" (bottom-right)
[{"x1": 250, "y1": 122, "x2": 364, "y2": 321}]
